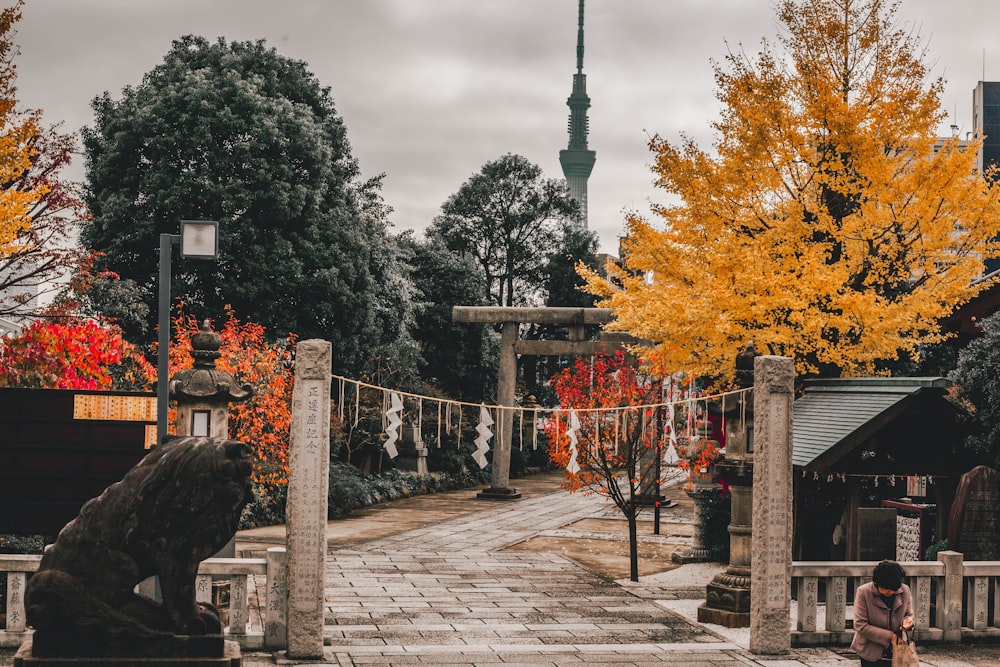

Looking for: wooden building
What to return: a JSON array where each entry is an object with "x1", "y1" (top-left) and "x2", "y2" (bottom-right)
[{"x1": 791, "y1": 378, "x2": 978, "y2": 561}]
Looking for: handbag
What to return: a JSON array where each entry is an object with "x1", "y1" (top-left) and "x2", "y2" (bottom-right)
[{"x1": 891, "y1": 629, "x2": 919, "y2": 667}]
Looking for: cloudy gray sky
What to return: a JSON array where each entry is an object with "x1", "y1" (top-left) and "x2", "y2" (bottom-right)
[{"x1": 14, "y1": 0, "x2": 1000, "y2": 254}]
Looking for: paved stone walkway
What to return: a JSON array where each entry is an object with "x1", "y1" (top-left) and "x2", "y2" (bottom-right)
[
  {"x1": 265, "y1": 487, "x2": 839, "y2": 666},
  {"x1": 253, "y1": 478, "x2": 997, "y2": 667},
  {"x1": 1, "y1": 473, "x2": 995, "y2": 666}
]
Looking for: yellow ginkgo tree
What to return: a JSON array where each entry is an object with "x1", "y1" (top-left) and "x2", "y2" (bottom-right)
[
  {"x1": 0, "y1": 1, "x2": 46, "y2": 260},
  {"x1": 585, "y1": 0, "x2": 1000, "y2": 379}
]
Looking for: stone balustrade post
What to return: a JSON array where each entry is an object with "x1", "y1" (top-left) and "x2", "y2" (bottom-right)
[
  {"x1": 938, "y1": 549, "x2": 964, "y2": 642},
  {"x1": 265, "y1": 547, "x2": 288, "y2": 648}
]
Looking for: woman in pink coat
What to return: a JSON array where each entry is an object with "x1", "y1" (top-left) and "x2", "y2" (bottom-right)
[{"x1": 850, "y1": 560, "x2": 915, "y2": 666}]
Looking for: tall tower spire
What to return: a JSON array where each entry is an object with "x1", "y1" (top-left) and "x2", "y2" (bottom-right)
[{"x1": 559, "y1": 0, "x2": 596, "y2": 228}]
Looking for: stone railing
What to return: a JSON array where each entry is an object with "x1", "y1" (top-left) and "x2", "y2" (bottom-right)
[
  {"x1": 0, "y1": 547, "x2": 287, "y2": 650},
  {"x1": 792, "y1": 550, "x2": 1000, "y2": 645}
]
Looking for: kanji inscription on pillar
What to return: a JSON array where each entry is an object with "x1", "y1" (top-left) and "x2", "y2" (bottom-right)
[
  {"x1": 763, "y1": 395, "x2": 790, "y2": 610},
  {"x1": 286, "y1": 339, "x2": 331, "y2": 660}
]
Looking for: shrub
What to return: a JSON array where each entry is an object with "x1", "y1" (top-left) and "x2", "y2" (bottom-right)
[
  {"x1": 427, "y1": 442, "x2": 491, "y2": 485},
  {"x1": 924, "y1": 538, "x2": 949, "y2": 562},
  {"x1": 0, "y1": 534, "x2": 44, "y2": 554},
  {"x1": 327, "y1": 459, "x2": 489, "y2": 519},
  {"x1": 699, "y1": 489, "x2": 732, "y2": 563},
  {"x1": 239, "y1": 483, "x2": 288, "y2": 530},
  {"x1": 510, "y1": 430, "x2": 553, "y2": 477}
]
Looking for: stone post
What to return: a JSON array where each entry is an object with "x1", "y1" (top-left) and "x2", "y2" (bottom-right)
[
  {"x1": 478, "y1": 321, "x2": 521, "y2": 499},
  {"x1": 264, "y1": 547, "x2": 288, "y2": 648},
  {"x1": 398, "y1": 426, "x2": 429, "y2": 474},
  {"x1": 285, "y1": 340, "x2": 331, "y2": 660},
  {"x1": 749, "y1": 355, "x2": 794, "y2": 655},
  {"x1": 938, "y1": 549, "x2": 963, "y2": 642}
]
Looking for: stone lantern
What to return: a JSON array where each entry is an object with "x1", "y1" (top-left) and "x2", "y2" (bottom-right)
[
  {"x1": 671, "y1": 419, "x2": 721, "y2": 563},
  {"x1": 168, "y1": 320, "x2": 253, "y2": 438},
  {"x1": 698, "y1": 342, "x2": 757, "y2": 627}
]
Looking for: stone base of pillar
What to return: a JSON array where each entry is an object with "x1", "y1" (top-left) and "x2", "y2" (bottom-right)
[
  {"x1": 700, "y1": 569, "x2": 752, "y2": 628},
  {"x1": 476, "y1": 487, "x2": 522, "y2": 500},
  {"x1": 395, "y1": 444, "x2": 428, "y2": 475},
  {"x1": 697, "y1": 602, "x2": 750, "y2": 628},
  {"x1": 670, "y1": 547, "x2": 713, "y2": 564},
  {"x1": 632, "y1": 494, "x2": 666, "y2": 507},
  {"x1": 14, "y1": 638, "x2": 241, "y2": 667}
]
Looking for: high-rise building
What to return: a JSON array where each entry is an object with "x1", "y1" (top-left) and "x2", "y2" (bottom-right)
[
  {"x1": 973, "y1": 81, "x2": 1000, "y2": 273},
  {"x1": 559, "y1": 0, "x2": 596, "y2": 228},
  {"x1": 973, "y1": 81, "x2": 1000, "y2": 176}
]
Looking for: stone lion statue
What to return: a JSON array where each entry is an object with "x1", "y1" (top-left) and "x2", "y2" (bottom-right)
[{"x1": 24, "y1": 435, "x2": 253, "y2": 657}]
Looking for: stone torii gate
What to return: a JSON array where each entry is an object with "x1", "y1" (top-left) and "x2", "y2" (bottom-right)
[{"x1": 453, "y1": 306, "x2": 634, "y2": 500}]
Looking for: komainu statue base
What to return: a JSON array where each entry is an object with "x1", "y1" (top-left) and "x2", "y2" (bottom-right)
[
  {"x1": 14, "y1": 637, "x2": 241, "y2": 666},
  {"x1": 22, "y1": 436, "x2": 253, "y2": 664}
]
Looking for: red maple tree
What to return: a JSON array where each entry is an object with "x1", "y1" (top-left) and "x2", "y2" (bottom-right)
[
  {"x1": 0, "y1": 318, "x2": 153, "y2": 390},
  {"x1": 546, "y1": 352, "x2": 674, "y2": 581}
]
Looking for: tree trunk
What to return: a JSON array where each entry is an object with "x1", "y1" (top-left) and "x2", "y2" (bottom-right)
[{"x1": 627, "y1": 505, "x2": 639, "y2": 582}]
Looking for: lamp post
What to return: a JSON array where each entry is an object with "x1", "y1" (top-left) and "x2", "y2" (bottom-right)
[{"x1": 157, "y1": 220, "x2": 220, "y2": 444}]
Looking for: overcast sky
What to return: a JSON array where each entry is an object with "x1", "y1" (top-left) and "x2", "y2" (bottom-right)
[{"x1": 14, "y1": 0, "x2": 1000, "y2": 254}]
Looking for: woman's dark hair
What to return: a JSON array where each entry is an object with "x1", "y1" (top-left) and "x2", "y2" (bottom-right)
[{"x1": 872, "y1": 559, "x2": 906, "y2": 590}]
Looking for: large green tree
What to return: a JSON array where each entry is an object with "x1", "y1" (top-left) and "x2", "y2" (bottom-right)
[
  {"x1": 398, "y1": 232, "x2": 496, "y2": 402},
  {"x1": 951, "y1": 311, "x2": 1000, "y2": 467},
  {"x1": 585, "y1": 0, "x2": 1000, "y2": 380},
  {"x1": 546, "y1": 224, "x2": 599, "y2": 309},
  {"x1": 429, "y1": 154, "x2": 578, "y2": 308},
  {"x1": 81, "y1": 36, "x2": 412, "y2": 374},
  {"x1": 519, "y1": 224, "x2": 600, "y2": 395}
]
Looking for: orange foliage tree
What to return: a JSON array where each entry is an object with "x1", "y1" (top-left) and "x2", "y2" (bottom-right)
[
  {"x1": 546, "y1": 352, "x2": 676, "y2": 581},
  {"x1": 584, "y1": 0, "x2": 1000, "y2": 380},
  {"x1": 0, "y1": 2, "x2": 89, "y2": 318},
  {"x1": 0, "y1": 319, "x2": 153, "y2": 389},
  {"x1": 170, "y1": 308, "x2": 295, "y2": 491},
  {"x1": 0, "y1": 2, "x2": 49, "y2": 268}
]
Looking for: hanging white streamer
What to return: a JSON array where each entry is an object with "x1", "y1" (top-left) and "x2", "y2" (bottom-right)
[
  {"x1": 566, "y1": 409, "x2": 581, "y2": 474},
  {"x1": 517, "y1": 408, "x2": 523, "y2": 450},
  {"x1": 663, "y1": 394, "x2": 679, "y2": 464},
  {"x1": 663, "y1": 440, "x2": 680, "y2": 466},
  {"x1": 472, "y1": 405, "x2": 493, "y2": 469},
  {"x1": 353, "y1": 385, "x2": 360, "y2": 428},
  {"x1": 337, "y1": 378, "x2": 345, "y2": 421},
  {"x1": 383, "y1": 391, "x2": 403, "y2": 458},
  {"x1": 532, "y1": 409, "x2": 539, "y2": 450},
  {"x1": 436, "y1": 402, "x2": 442, "y2": 448}
]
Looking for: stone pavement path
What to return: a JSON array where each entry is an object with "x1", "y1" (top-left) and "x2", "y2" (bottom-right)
[
  {"x1": 2, "y1": 472, "x2": 993, "y2": 666},
  {"x1": 300, "y1": 487, "x2": 828, "y2": 666}
]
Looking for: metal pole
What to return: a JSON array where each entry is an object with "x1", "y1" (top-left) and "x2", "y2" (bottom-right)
[
  {"x1": 157, "y1": 234, "x2": 178, "y2": 444},
  {"x1": 654, "y1": 439, "x2": 662, "y2": 535}
]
